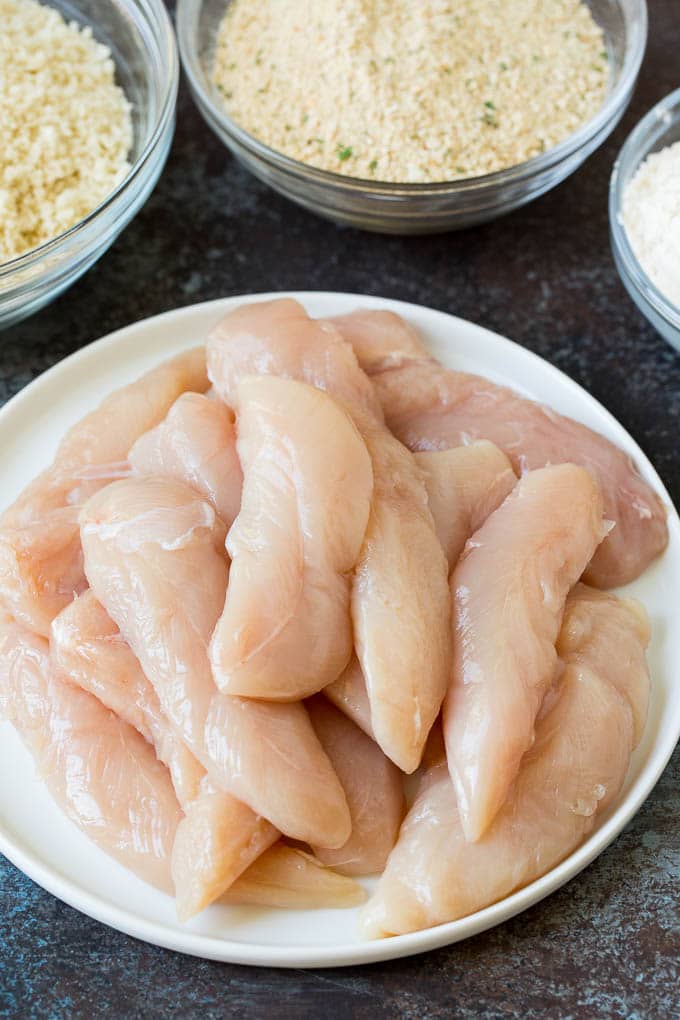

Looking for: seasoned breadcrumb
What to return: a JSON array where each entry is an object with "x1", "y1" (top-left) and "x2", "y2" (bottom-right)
[
  {"x1": 0, "y1": 0, "x2": 132, "y2": 262},
  {"x1": 213, "y1": 0, "x2": 608, "y2": 183}
]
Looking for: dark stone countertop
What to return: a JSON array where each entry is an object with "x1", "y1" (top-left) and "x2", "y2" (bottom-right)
[{"x1": 1, "y1": 2, "x2": 678, "y2": 1017}]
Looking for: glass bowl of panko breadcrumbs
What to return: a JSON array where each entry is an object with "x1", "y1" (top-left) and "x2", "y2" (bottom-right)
[
  {"x1": 178, "y1": 0, "x2": 646, "y2": 234},
  {"x1": 0, "y1": 0, "x2": 178, "y2": 329}
]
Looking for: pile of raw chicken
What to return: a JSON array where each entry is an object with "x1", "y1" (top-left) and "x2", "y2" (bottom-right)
[{"x1": 0, "y1": 299, "x2": 667, "y2": 938}]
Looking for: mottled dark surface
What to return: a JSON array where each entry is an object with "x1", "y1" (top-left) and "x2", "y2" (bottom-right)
[{"x1": 1, "y1": 0, "x2": 679, "y2": 1017}]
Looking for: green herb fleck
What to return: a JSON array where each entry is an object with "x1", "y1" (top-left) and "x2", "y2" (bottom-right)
[
  {"x1": 600, "y1": 49, "x2": 608, "y2": 60},
  {"x1": 500, "y1": 61, "x2": 509, "y2": 71},
  {"x1": 337, "y1": 145, "x2": 353, "y2": 161},
  {"x1": 309, "y1": 137, "x2": 324, "y2": 145},
  {"x1": 255, "y1": 49, "x2": 263, "y2": 65},
  {"x1": 482, "y1": 111, "x2": 498, "y2": 127},
  {"x1": 284, "y1": 124, "x2": 292, "y2": 131},
  {"x1": 456, "y1": 166, "x2": 466, "y2": 173},
  {"x1": 532, "y1": 54, "x2": 541, "y2": 62},
  {"x1": 485, "y1": 100, "x2": 496, "y2": 109},
  {"x1": 369, "y1": 159, "x2": 378, "y2": 174},
  {"x1": 228, "y1": 61, "x2": 237, "y2": 71},
  {"x1": 301, "y1": 113, "x2": 309, "y2": 124}
]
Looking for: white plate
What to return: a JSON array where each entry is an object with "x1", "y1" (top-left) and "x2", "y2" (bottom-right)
[{"x1": 0, "y1": 293, "x2": 678, "y2": 968}]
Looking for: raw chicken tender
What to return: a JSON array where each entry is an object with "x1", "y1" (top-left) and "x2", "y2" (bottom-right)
[
  {"x1": 223, "y1": 844, "x2": 366, "y2": 909},
  {"x1": 361, "y1": 585, "x2": 650, "y2": 937},
  {"x1": 0, "y1": 348, "x2": 208, "y2": 635},
  {"x1": 324, "y1": 655, "x2": 374, "y2": 739},
  {"x1": 51, "y1": 589, "x2": 203, "y2": 806},
  {"x1": 0, "y1": 615, "x2": 180, "y2": 892},
  {"x1": 80, "y1": 476, "x2": 350, "y2": 848},
  {"x1": 326, "y1": 443, "x2": 515, "y2": 734},
  {"x1": 81, "y1": 477, "x2": 228, "y2": 751},
  {"x1": 50, "y1": 590, "x2": 277, "y2": 914},
  {"x1": 353, "y1": 425, "x2": 451, "y2": 772},
  {"x1": 208, "y1": 297, "x2": 383, "y2": 421},
  {"x1": 333, "y1": 309, "x2": 668, "y2": 588},
  {"x1": 207, "y1": 298, "x2": 451, "y2": 773},
  {"x1": 414, "y1": 442, "x2": 516, "y2": 569},
  {"x1": 445, "y1": 463, "x2": 606, "y2": 841},
  {"x1": 204, "y1": 694, "x2": 351, "y2": 848},
  {"x1": 129, "y1": 392, "x2": 242, "y2": 527},
  {"x1": 308, "y1": 698, "x2": 405, "y2": 876},
  {"x1": 556, "y1": 584, "x2": 651, "y2": 746},
  {"x1": 210, "y1": 376, "x2": 373, "y2": 700},
  {"x1": 171, "y1": 782, "x2": 278, "y2": 920}
]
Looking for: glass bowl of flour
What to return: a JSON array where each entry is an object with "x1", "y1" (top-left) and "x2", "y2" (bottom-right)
[{"x1": 610, "y1": 87, "x2": 680, "y2": 354}]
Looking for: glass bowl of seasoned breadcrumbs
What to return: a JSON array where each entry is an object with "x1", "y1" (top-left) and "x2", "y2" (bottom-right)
[
  {"x1": 0, "y1": 0, "x2": 178, "y2": 329},
  {"x1": 178, "y1": 0, "x2": 647, "y2": 234}
]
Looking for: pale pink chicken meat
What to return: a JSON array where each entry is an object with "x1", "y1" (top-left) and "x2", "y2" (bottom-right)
[
  {"x1": 207, "y1": 297, "x2": 384, "y2": 421},
  {"x1": 444, "y1": 463, "x2": 606, "y2": 841},
  {"x1": 352, "y1": 424, "x2": 451, "y2": 773},
  {"x1": 171, "y1": 781, "x2": 278, "y2": 920},
  {"x1": 51, "y1": 589, "x2": 203, "y2": 806},
  {"x1": 204, "y1": 693, "x2": 351, "y2": 847},
  {"x1": 207, "y1": 298, "x2": 451, "y2": 773},
  {"x1": 324, "y1": 655, "x2": 374, "y2": 739},
  {"x1": 129, "y1": 392, "x2": 243, "y2": 527},
  {"x1": 0, "y1": 348, "x2": 208, "y2": 635},
  {"x1": 308, "y1": 698, "x2": 405, "y2": 876},
  {"x1": 0, "y1": 615, "x2": 181, "y2": 892},
  {"x1": 332, "y1": 309, "x2": 668, "y2": 588},
  {"x1": 209, "y1": 376, "x2": 373, "y2": 701},
  {"x1": 361, "y1": 584, "x2": 650, "y2": 937},
  {"x1": 50, "y1": 589, "x2": 278, "y2": 916},
  {"x1": 222, "y1": 843, "x2": 366, "y2": 909},
  {"x1": 325, "y1": 442, "x2": 516, "y2": 734},
  {"x1": 80, "y1": 476, "x2": 350, "y2": 849},
  {"x1": 414, "y1": 442, "x2": 516, "y2": 570}
]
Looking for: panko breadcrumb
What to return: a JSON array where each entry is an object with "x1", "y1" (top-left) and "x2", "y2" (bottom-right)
[
  {"x1": 213, "y1": 0, "x2": 609, "y2": 184},
  {"x1": 0, "y1": 0, "x2": 133, "y2": 263}
]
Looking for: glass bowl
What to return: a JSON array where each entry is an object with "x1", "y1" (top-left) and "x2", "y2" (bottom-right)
[
  {"x1": 610, "y1": 87, "x2": 680, "y2": 354},
  {"x1": 178, "y1": 0, "x2": 647, "y2": 234},
  {"x1": 0, "y1": 0, "x2": 178, "y2": 330}
]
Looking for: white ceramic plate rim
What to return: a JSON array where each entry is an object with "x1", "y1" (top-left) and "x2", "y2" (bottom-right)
[{"x1": 0, "y1": 291, "x2": 677, "y2": 969}]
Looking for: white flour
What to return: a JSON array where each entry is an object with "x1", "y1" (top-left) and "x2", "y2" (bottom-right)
[{"x1": 621, "y1": 139, "x2": 680, "y2": 309}]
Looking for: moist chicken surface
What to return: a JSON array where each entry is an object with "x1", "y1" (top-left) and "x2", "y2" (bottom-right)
[
  {"x1": 208, "y1": 298, "x2": 451, "y2": 773},
  {"x1": 333, "y1": 309, "x2": 668, "y2": 588}
]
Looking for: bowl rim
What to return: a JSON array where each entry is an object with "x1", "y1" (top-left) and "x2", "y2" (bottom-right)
[
  {"x1": 609, "y1": 85, "x2": 680, "y2": 331},
  {"x1": 177, "y1": 0, "x2": 648, "y2": 195},
  {"x1": 0, "y1": 0, "x2": 179, "y2": 281}
]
